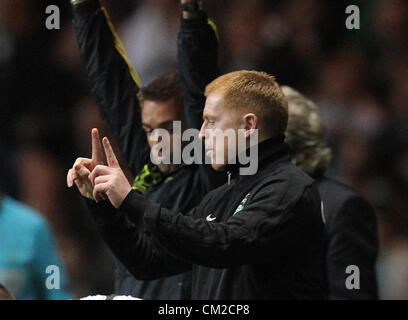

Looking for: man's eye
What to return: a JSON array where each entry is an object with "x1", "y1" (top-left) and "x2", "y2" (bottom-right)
[{"x1": 208, "y1": 119, "x2": 215, "y2": 125}]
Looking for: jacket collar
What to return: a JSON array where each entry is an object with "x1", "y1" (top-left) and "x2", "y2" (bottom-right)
[{"x1": 223, "y1": 134, "x2": 290, "y2": 182}]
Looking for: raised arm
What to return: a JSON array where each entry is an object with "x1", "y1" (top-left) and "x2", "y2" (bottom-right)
[
  {"x1": 71, "y1": 0, "x2": 148, "y2": 175},
  {"x1": 178, "y1": 1, "x2": 225, "y2": 186},
  {"x1": 178, "y1": 0, "x2": 220, "y2": 130}
]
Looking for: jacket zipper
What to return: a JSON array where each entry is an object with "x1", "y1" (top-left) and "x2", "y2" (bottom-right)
[{"x1": 227, "y1": 171, "x2": 231, "y2": 185}]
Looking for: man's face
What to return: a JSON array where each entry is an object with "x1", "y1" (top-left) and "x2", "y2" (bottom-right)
[
  {"x1": 142, "y1": 98, "x2": 185, "y2": 173},
  {"x1": 199, "y1": 91, "x2": 242, "y2": 171}
]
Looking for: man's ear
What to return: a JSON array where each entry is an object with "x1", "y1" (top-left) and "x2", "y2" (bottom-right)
[{"x1": 242, "y1": 113, "x2": 258, "y2": 138}]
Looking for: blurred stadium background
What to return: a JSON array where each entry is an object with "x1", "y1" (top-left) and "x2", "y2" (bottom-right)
[{"x1": 0, "y1": 0, "x2": 407, "y2": 299}]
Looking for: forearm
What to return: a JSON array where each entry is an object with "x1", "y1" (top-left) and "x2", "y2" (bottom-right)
[
  {"x1": 85, "y1": 196, "x2": 190, "y2": 280},
  {"x1": 143, "y1": 207, "x2": 251, "y2": 269},
  {"x1": 116, "y1": 191, "x2": 242, "y2": 269},
  {"x1": 178, "y1": 1, "x2": 220, "y2": 130},
  {"x1": 132, "y1": 191, "x2": 289, "y2": 268},
  {"x1": 178, "y1": 1, "x2": 225, "y2": 186},
  {"x1": 71, "y1": 1, "x2": 148, "y2": 175}
]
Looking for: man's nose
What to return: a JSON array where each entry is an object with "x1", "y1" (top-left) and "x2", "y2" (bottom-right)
[
  {"x1": 199, "y1": 122, "x2": 206, "y2": 140},
  {"x1": 149, "y1": 130, "x2": 162, "y2": 145}
]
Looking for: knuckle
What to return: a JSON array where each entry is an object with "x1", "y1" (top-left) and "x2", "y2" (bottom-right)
[{"x1": 75, "y1": 157, "x2": 84, "y2": 165}]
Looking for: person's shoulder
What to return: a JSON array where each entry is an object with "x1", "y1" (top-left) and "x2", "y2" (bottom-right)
[
  {"x1": 263, "y1": 160, "x2": 314, "y2": 189},
  {"x1": 1, "y1": 196, "x2": 48, "y2": 230},
  {"x1": 254, "y1": 161, "x2": 315, "y2": 204},
  {"x1": 318, "y1": 176, "x2": 358, "y2": 200},
  {"x1": 317, "y1": 176, "x2": 375, "y2": 225},
  {"x1": 317, "y1": 176, "x2": 372, "y2": 211}
]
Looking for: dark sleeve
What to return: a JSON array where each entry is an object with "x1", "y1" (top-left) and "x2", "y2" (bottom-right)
[
  {"x1": 178, "y1": 12, "x2": 225, "y2": 188},
  {"x1": 72, "y1": 0, "x2": 149, "y2": 176},
  {"x1": 326, "y1": 196, "x2": 379, "y2": 299},
  {"x1": 178, "y1": 12, "x2": 220, "y2": 130},
  {"x1": 136, "y1": 181, "x2": 319, "y2": 268},
  {"x1": 84, "y1": 192, "x2": 191, "y2": 281}
]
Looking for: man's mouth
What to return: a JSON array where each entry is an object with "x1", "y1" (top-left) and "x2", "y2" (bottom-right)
[{"x1": 151, "y1": 146, "x2": 169, "y2": 164}]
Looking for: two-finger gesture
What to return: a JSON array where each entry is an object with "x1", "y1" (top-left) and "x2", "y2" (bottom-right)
[
  {"x1": 67, "y1": 128, "x2": 105, "y2": 200},
  {"x1": 89, "y1": 137, "x2": 132, "y2": 208}
]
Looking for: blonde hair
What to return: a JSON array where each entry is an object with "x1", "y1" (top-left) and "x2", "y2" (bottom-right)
[
  {"x1": 205, "y1": 70, "x2": 288, "y2": 137},
  {"x1": 282, "y1": 86, "x2": 332, "y2": 176}
]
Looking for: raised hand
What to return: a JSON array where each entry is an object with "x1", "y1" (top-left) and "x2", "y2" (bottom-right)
[
  {"x1": 89, "y1": 137, "x2": 132, "y2": 208},
  {"x1": 67, "y1": 128, "x2": 105, "y2": 200}
]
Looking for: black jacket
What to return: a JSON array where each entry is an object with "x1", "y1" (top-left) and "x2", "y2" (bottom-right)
[
  {"x1": 72, "y1": 1, "x2": 222, "y2": 299},
  {"x1": 178, "y1": 11, "x2": 379, "y2": 300},
  {"x1": 88, "y1": 137, "x2": 328, "y2": 299},
  {"x1": 317, "y1": 176, "x2": 378, "y2": 299}
]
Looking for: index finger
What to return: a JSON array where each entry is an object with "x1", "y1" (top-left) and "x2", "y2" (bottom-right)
[
  {"x1": 91, "y1": 128, "x2": 104, "y2": 164},
  {"x1": 102, "y1": 137, "x2": 119, "y2": 168}
]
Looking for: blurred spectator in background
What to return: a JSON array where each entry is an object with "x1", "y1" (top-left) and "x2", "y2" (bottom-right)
[
  {"x1": 283, "y1": 86, "x2": 378, "y2": 299},
  {"x1": 119, "y1": 0, "x2": 180, "y2": 83},
  {"x1": 0, "y1": 191, "x2": 72, "y2": 299},
  {"x1": 0, "y1": 0, "x2": 115, "y2": 298}
]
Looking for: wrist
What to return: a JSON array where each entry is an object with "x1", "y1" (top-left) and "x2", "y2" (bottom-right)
[
  {"x1": 84, "y1": 197, "x2": 119, "y2": 225},
  {"x1": 179, "y1": 0, "x2": 202, "y2": 20},
  {"x1": 118, "y1": 185, "x2": 132, "y2": 208},
  {"x1": 118, "y1": 190, "x2": 151, "y2": 226}
]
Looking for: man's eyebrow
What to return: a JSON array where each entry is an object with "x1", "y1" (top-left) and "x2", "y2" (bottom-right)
[
  {"x1": 203, "y1": 112, "x2": 215, "y2": 120},
  {"x1": 157, "y1": 120, "x2": 175, "y2": 127},
  {"x1": 202, "y1": 110, "x2": 211, "y2": 120},
  {"x1": 142, "y1": 123, "x2": 152, "y2": 129}
]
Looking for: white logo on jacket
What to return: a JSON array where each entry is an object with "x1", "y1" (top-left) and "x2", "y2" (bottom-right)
[{"x1": 206, "y1": 214, "x2": 217, "y2": 221}]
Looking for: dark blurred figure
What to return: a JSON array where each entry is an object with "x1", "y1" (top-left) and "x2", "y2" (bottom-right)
[{"x1": 283, "y1": 86, "x2": 379, "y2": 299}]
